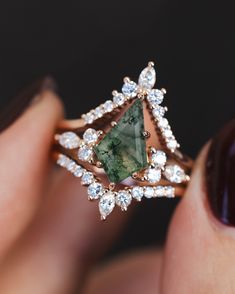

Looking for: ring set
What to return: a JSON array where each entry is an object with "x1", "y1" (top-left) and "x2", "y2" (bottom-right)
[{"x1": 53, "y1": 62, "x2": 193, "y2": 220}]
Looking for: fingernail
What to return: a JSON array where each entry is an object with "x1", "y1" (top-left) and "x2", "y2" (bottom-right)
[
  {"x1": 0, "y1": 76, "x2": 58, "y2": 133},
  {"x1": 206, "y1": 119, "x2": 235, "y2": 226}
]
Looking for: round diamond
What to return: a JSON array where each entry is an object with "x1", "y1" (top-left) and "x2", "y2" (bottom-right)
[
  {"x1": 58, "y1": 132, "x2": 80, "y2": 149},
  {"x1": 138, "y1": 66, "x2": 156, "y2": 90},
  {"x1": 113, "y1": 93, "x2": 125, "y2": 106},
  {"x1": 151, "y1": 150, "x2": 167, "y2": 168},
  {"x1": 158, "y1": 118, "x2": 169, "y2": 128},
  {"x1": 87, "y1": 182, "x2": 104, "y2": 200},
  {"x1": 163, "y1": 129, "x2": 173, "y2": 138},
  {"x1": 155, "y1": 186, "x2": 165, "y2": 197},
  {"x1": 99, "y1": 191, "x2": 116, "y2": 220},
  {"x1": 145, "y1": 168, "x2": 161, "y2": 184},
  {"x1": 83, "y1": 128, "x2": 98, "y2": 145},
  {"x1": 167, "y1": 139, "x2": 177, "y2": 150},
  {"x1": 144, "y1": 186, "x2": 155, "y2": 198},
  {"x1": 131, "y1": 186, "x2": 144, "y2": 201},
  {"x1": 57, "y1": 154, "x2": 70, "y2": 167},
  {"x1": 73, "y1": 165, "x2": 84, "y2": 177},
  {"x1": 122, "y1": 81, "x2": 138, "y2": 98},
  {"x1": 94, "y1": 106, "x2": 104, "y2": 119},
  {"x1": 165, "y1": 186, "x2": 175, "y2": 198},
  {"x1": 152, "y1": 106, "x2": 165, "y2": 118},
  {"x1": 81, "y1": 171, "x2": 94, "y2": 185},
  {"x1": 83, "y1": 112, "x2": 95, "y2": 124},
  {"x1": 67, "y1": 161, "x2": 77, "y2": 172},
  {"x1": 103, "y1": 100, "x2": 114, "y2": 113},
  {"x1": 147, "y1": 89, "x2": 164, "y2": 105},
  {"x1": 164, "y1": 165, "x2": 185, "y2": 183},
  {"x1": 116, "y1": 190, "x2": 132, "y2": 211},
  {"x1": 78, "y1": 146, "x2": 93, "y2": 162}
]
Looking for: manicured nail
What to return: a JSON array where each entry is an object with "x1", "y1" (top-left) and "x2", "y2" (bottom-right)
[
  {"x1": 0, "y1": 76, "x2": 58, "y2": 133},
  {"x1": 206, "y1": 119, "x2": 235, "y2": 226}
]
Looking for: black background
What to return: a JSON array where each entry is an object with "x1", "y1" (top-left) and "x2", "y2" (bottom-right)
[{"x1": 0, "y1": 1, "x2": 234, "y2": 255}]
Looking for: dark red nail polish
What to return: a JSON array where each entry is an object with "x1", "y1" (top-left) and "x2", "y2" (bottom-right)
[
  {"x1": 206, "y1": 119, "x2": 235, "y2": 226},
  {"x1": 0, "y1": 76, "x2": 58, "y2": 133}
]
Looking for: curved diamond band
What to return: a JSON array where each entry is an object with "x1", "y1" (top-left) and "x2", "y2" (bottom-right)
[{"x1": 53, "y1": 62, "x2": 193, "y2": 220}]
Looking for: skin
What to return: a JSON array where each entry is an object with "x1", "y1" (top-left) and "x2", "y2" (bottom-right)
[{"x1": 0, "y1": 90, "x2": 235, "y2": 293}]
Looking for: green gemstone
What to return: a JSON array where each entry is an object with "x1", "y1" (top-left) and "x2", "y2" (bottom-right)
[{"x1": 94, "y1": 99, "x2": 147, "y2": 183}]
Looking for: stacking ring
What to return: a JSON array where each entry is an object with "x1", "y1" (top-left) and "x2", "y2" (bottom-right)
[{"x1": 53, "y1": 62, "x2": 193, "y2": 220}]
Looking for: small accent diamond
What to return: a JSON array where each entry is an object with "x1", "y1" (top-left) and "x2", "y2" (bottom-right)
[
  {"x1": 83, "y1": 112, "x2": 95, "y2": 124},
  {"x1": 167, "y1": 139, "x2": 178, "y2": 151},
  {"x1": 144, "y1": 186, "x2": 155, "y2": 198},
  {"x1": 83, "y1": 128, "x2": 98, "y2": 145},
  {"x1": 81, "y1": 171, "x2": 94, "y2": 185},
  {"x1": 164, "y1": 164, "x2": 186, "y2": 183},
  {"x1": 116, "y1": 190, "x2": 132, "y2": 211},
  {"x1": 57, "y1": 154, "x2": 70, "y2": 167},
  {"x1": 151, "y1": 150, "x2": 167, "y2": 168},
  {"x1": 113, "y1": 93, "x2": 125, "y2": 106},
  {"x1": 158, "y1": 118, "x2": 169, "y2": 128},
  {"x1": 99, "y1": 191, "x2": 116, "y2": 220},
  {"x1": 78, "y1": 146, "x2": 93, "y2": 162},
  {"x1": 165, "y1": 186, "x2": 175, "y2": 198},
  {"x1": 145, "y1": 168, "x2": 161, "y2": 184},
  {"x1": 103, "y1": 100, "x2": 114, "y2": 113},
  {"x1": 94, "y1": 106, "x2": 104, "y2": 119},
  {"x1": 122, "y1": 81, "x2": 138, "y2": 98},
  {"x1": 152, "y1": 106, "x2": 166, "y2": 118},
  {"x1": 73, "y1": 165, "x2": 84, "y2": 177},
  {"x1": 58, "y1": 132, "x2": 80, "y2": 149},
  {"x1": 87, "y1": 182, "x2": 104, "y2": 200},
  {"x1": 147, "y1": 89, "x2": 164, "y2": 105},
  {"x1": 155, "y1": 186, "x2": 165, "y2": 197},
  {"x1": 131, "y1": 186, "x2": 144, "y2": 201}
]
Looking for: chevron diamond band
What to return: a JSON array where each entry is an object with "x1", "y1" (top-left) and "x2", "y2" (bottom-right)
[{"x1": 53, "y1": 62, "x2": 193, "y2": 220}]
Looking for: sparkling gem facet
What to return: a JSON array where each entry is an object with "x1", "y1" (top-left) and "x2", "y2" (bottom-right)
[
  {"x1": 138, "y1": 66, "x2": 156, "y2": 90},
  {"x1": 83, "y1": 128, "x2": 98, "y2": 145},
  {"x1": 113, "y1": 93, "x2": 125, "y2": 106},
  {"x1": 152, "y1": 106, "x2": 166, "y2": 118},
  {"x1": 84, "y1": 112, "x2": 95, "y2": 124},
  {"x1": 58, "y1": 132, "x2": 80, "y2": 149},
  {"x1": 167, "y1": 139, "x2": 177, "y2": 150},
  {"x1": 116, "y1": 190, "x2": 132, "y2": 210},
  {"x1": 73, "y1": 165, "x2": 84, "y2": 177},
  {"x1": 155, "y1": 186, "x2": 165, "y2": 197},
  {"x1": 131, "y1": 186, "x2": 144, "y2": 201},
  {"x1": 147, "y1": 89, "x2": 164, "y2": 105},
  {"x1": 151, "y1": 150, "x2": 167, "y2": 168},
  {"x1": 164, "y1": 165, "x2": 185, "y2": 183},
  {"x1": 122, "y1": 81, "x2": 138, "y2": 98},
  {"x1": 145, "y1": 168, "x2": 161, "y2": 184},
  {"x1": 94, "y1": 99, "x2": 148, "y2": 183},
  {"x1": 103, "y1": 100, "x2": 114, "y2": 113},
  {"x1": 81, "y1": 171, "x2": 94, "y2": 185},
  {"x1": 87, "y1": 182, "x2": 104, "y2": 200},
  {"x1": 99, "y1": 191, "x2": 116, "y2": 219},
  {"x1": 94, "y1": 106, "x2": 104, "y2": 119},
  {"x1": 165, "y1": 186, "x2": 175, "y2": 198},
  {"x1": 144, "y1": 186, "x2": 155, "y2": 198},
  {"x1": 78, "y1": 146, "x2": 93, "y2": 162}
]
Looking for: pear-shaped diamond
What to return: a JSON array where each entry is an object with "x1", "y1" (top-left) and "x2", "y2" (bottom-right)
[
  {"x1": 99, "y1": 191, "x2": 116, "y2": 220},
  {"x1": 58, "y1": 132, "x2": 80, "y2": 149},
  {"x1": 164, "y1": 164, "x2": 186, "y2": 183},
  {"x1": 138, "y1": 65, "x2": 156, "y2": 90},
  {"x1": 116, "y1": 190, "x2": 132, "y2": 211}
]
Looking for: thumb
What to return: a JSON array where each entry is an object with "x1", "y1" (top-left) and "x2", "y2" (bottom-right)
[{"x1": 162, "y1": 120, "x2": 235, "y2": 293}]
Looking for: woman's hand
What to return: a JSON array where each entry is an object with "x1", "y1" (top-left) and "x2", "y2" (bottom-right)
[{"x1": 0, "y1": 80, "x2": 235, "y2": 294}]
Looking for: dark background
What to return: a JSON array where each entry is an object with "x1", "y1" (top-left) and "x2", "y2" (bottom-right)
[{"x1": 0, "y1": 1, "x2": 234, "y2": 255}]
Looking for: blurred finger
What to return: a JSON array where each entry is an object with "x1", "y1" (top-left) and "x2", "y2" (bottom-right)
[{"x1": 0, "y1": 79, "x2": 63, "y2": 257}]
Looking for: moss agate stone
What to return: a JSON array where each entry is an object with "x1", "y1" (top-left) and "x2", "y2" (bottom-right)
[{"x1": 94, "y1": 99, "x2": 147, "y2": 183}]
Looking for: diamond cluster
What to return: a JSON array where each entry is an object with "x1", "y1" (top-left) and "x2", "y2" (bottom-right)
[{"x1": 57, "y1": 154, "x2": 177, "y2": 219}]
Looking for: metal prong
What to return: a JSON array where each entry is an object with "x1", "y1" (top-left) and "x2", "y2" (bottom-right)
[
  {"x1": 54, "y1": 134, "x2": 60, "y2": 140},
  {"x1": 97, "y1": 130, "x2": 103, "y2": 136},
  {"x1": 111, "y1": 121, "x2": 117, "y2": 127},
  {"x1": 148, "y1": 61, "x2": 155, "y2": 67},
  {"x1": 121, "y1": 207, "x2": 127, "y2": 212},
  {"x1": 185, "y1": 175, "x2": 190, "y2": 182},
  {"x1": 161, "y1": 88, "x2": 167, "y2": 94},
  {"x1": 101, "y1": 215, "x2": 106, "y2": 221},
  {"x1": 132, "y1": 172, "x2": 138, "y2": 179},
  {"x1": 96, "y1": 161, "x2": 103, "y2": 168},
  {"x1": 112, "y1": 90, "x2": 118, "y2": 96},
  {"x1": 124, "y1": 77, "x2": 130, "y2": 83},
  {"x1": 109, "y1": 183, "x2": 116, "y2": 190},
  {"x1": 143, "y1": 131, "x2": 150, "y2": 139}
]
